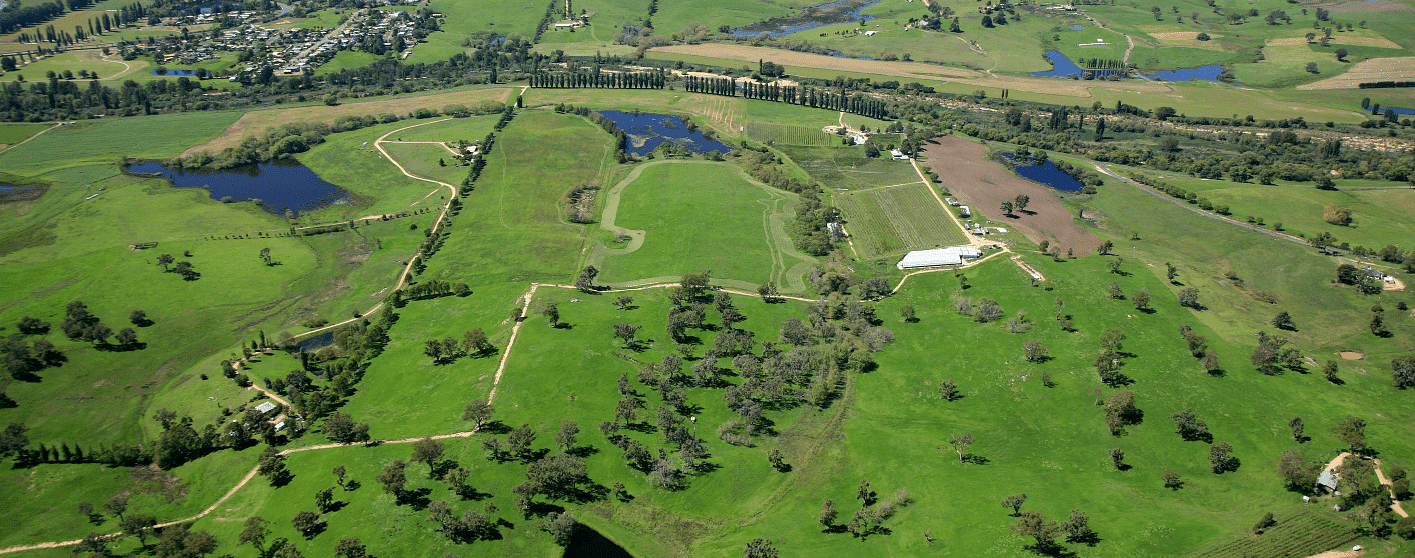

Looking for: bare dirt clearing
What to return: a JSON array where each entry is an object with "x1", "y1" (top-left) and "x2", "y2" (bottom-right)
[
  {"x1": 920, "y1": 137, "x2": 1100, "y2": 255},
  {"x1": 650, "y1": 44, "x2": 1175, "y2": 98},
  {"x1": 1298, "y1": 57, "x2": 1415, "y2": 90},
  {"x1": 1148, "y1": 31, "x2": 1222, "y2": 40},
  {"x1": 183, "y1": 87, "x2": 513, "y2": 156},
  {"x1": 1339, "y1": 351, "x2": 1366, "y2": 360}
]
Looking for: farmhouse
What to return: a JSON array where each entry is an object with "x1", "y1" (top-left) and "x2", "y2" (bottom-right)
[{"x1": 896, "y1": 246, "x2": 982, "y2": 269}]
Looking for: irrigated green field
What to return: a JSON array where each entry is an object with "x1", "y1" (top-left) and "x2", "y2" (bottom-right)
[
  {"x1": 779, "y1": 145, "x2": 924, "y2": 191},
  {"x1": 591, "y1": 160, "x2": 816, "y2": 292},
  {"x1": 836, "y1": 182, "x2": 968, "y2": 257}
]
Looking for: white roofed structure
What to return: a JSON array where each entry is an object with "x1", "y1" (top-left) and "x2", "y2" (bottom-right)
[{"x1": 897, "y1": 246, "x2": 982, "y2": 269}]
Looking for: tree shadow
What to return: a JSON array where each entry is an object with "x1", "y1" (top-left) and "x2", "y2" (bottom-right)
[
  {"x1": 479, "y1": 420, "x2": 512, "y2": 435},
  {"x1": 323, "y1": 500, "x2": 349, "y2": 514},
  {"x1": 1206, "y1": 368, "x2": 1226, "y2": 377},
  {"x1": 1024, "y1": 542, "x2": 1078, "y2": 558},
  {"x1": 301, "y1": 522, "x2": 327, "y2": 540},
  {"x1": 1115, "y1": 463, "x2": 1132, "y2": 472},
  {"x1": 396, "y1": 487, "x2": 433, "y2": 509},
  {"x1": 552, "y1": 323, "x2": 574, "y2": 330},
  {"x1": 456, "y1": 486, "x2": 493, "y2": 501},
  {"x1": 132, "y1": 318, "x2": 155, "y2": 328},
  {"x1": 271, "y1": 471, "x2": 295, "y2": 488},
  {"x1": 963, "y1": 454, "x2": 990, "y2": 465},
  {"x1": 1137, "y1": 307, "x2": 1157, "y2": 315},
  {"x1": 623, "y1": 421, "x2": 657, "y2": 434},
  {"x1": 343, "y1": 479, "x2": 361, "y2": 492},
  {"x1": 567, "y1": 445, "x2": 599, "y2": 458}
]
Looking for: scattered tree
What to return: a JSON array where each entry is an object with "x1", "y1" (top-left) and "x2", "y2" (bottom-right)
[
  {"x1": 462, "y1": 400, "x2": 494, "y2": 429},
  {"x1": 1002, "y1": 493, "x2": 1028, "y2": 516},
  {"x1": 1163, "y1": 469, "x2": 1184, "y2": 490},
  {"x1": 410, "y1": 437, "x2": 446, "y2": 475},
  {"x1": 1023, "y1": 339, "x2": 1048, "y2": 363},
  {"x1": 1272, "y1": 311, "x2": 1295, "y2": 331},
  {"x1": 1109, "y1": 448, "x2": 1126, "y2": 470},
  {"x1": 1177, "y1": 287, "x2": 1200, "y2": 309},
  {"x1": 948, "y1": 432, "x2": 974, "y2": 464},
  {"x1": 334, "y1": 538, "x2": 367, "y2": 558},
  {"x1": 1209, "y1": 441, "x2": 1238, "y2": 473},
  {"x1": 744, "y1": 538, "x2": 780, "y2": 558},
  {"x1": 1289, "y1": 417, "x2": 1305, "y2": 442},
  {"x1": 1332, "y1": 415, "x2": 1367, "y2": 452},
  {"x1": 542, "y1": 303, "x2": 560, "y2": 327},
  {"x1": 819, "y1": 498, "x2": 838, "y2": 527},
  {"x1": 291, "y1": 510, "x2": 322, "y2": 538},
  {"x1": 938, "y1": 379, "x2": 960, "y2": 401},
  {"x1": 615, "y1": 296, "x2": 634, "y2": 310}
]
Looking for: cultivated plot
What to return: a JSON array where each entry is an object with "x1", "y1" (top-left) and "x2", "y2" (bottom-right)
[
  {"x1": 780, "y1": 145, "x2": 924, "y2": 191},
  {"x1": 835, "y1": 182, "x2": 967, "y2": 257}
]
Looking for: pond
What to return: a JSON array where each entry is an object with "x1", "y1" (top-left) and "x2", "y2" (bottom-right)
[
  {"x1": 1030, "y1": 51, "x2": 1125, "y2": 79},
  {"x1": 562, "y1": 525, "x2": 633, "y2": 558},
  {"x1": 1002, "y1": 154, "x2": 1085, "y2": 192},
  {"x1": 127, "y1": 159, "x2": 348, "y2": 217},
  {"x1": 1367, "y1": 105, "x2": 1415, "y2": 116},
  {"x1": 1032, "y1": 51, "x2": 1234, "y2": 83},
  {"x1": 151, "y1": 69, "x2": 199, "y2": 76},
  {"x1": 1138, "y1": 64, "x2": 1224, "y2": 82},
  {"x1": 826, "y1": 49, "x2": 873, "y2": 60},
  {"x1": 733, "y1": 0, "x2": 881, "y2": 38},
  {"x1": 596, "y1": 111, "x2": 735, "y2": 157}
]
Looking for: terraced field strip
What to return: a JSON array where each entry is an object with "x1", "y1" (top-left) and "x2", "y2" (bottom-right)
[
  {"x1": 837, "y1": 183, "x2": 968, "y2": 258},
  {"x1": 744, "y1": 121, "x2": 834, "y2": 146},
  {"x1": 1187, "y1": 510, "x2": 1357, "y2": 558}
]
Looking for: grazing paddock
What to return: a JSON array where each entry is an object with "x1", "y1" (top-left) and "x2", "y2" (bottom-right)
[
  {"x1": 780, "y1": 145, "x2": 925, "y2": 191},
  {"x1": 920, "y1": 136, "x2": 1100, "y2": 255},
  {"x1": 836, "y1": 182, "x2": 967, "y2": 257},
  {"x1": 183, "y1": 87, "x2": 514, "y2": 156},
  {"x1": 1297, "y1": 56, "x2": 1415, "y2": 90}
]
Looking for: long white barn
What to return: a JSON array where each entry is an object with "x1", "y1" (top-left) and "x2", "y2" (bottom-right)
[{"x1": 896, "y1": 246, "x2": 982, "y2": 269}]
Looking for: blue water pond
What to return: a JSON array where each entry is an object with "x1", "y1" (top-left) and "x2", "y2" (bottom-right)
[
  {"x1": 1368, "y1": 105, "x2": 1415, "y2": 116},
  {"x1": 127, "y1": 159, "x2": 347, "y2": 217},
  {"x1": 1002, "y1": 154, "x2": 1085, "y2": 193},
  {"x1": 596, "y1": 111, "x2": 735, "y2": 157},
  {"x1": 151, "y1": 69, "x2": 198, "y2": 76},
  {"x1": 1032, "y1": 51, "x2": 1233, "y2": 84},
  {"x1": 732, "y1": 0, "x2": 880, "y2": 38},
  {"x1": 1069, "y1": 24, "x2": 1084, "y2": 30}
]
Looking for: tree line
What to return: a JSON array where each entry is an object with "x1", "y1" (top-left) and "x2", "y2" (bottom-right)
[{"x1": 528, "y1": 70, "x2": 667, "y2": 89}]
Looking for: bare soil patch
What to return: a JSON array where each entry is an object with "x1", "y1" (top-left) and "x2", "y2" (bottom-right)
[
  {"x1": 1326, "y1": 0, "x2": 1413, "y2": 13},
  {"x1": 183, "y1": 87, "x2": 513, "y2": 156},
  {"x1": 1297, "y1": 56, "x2": 1415, "y2": 90},
  {"x1": 1339, "y1": 351, "x2": 1366, "y2": 360},
  {"x1": 919, "y1": 137, "x2": 1100, "y2": 255},
  {"x1": 1149, "y1": 31, "x2": 1221, "y2": 40}
]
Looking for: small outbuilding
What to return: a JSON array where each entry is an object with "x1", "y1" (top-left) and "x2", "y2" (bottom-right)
[
  {"x1": 254, "y1": 401, "x2": 278, "y2": 415},
  {"x1": 1316, "y1": 470, "x2": 1340, "y2": 492}
]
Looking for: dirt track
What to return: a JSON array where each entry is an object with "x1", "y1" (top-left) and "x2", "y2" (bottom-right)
[
  {"x1": 182, "y1": 87, "x2": 513, "y2": 157},
  {"x1": 920, "y1": 137, "x2": 1100, "y2": 256}
]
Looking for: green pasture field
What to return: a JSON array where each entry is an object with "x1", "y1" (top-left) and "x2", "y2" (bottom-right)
[
  {"x1": 405, "y1": 0, "x2": 545, "y2": 64},
  {"x1": 1230, "y1": 43, "x2": 1349, "y2": 88},
  {"x1": 0, "y1": 447, "x2": 262, "y2": 551},
  {"x1": 312, "y1": 51, "x2": 382, "y2": 75},
  {"x1": 651, "y1": 0, "x2": 812, "y2": 39},
  {"x1": 0, "y1": 50, "x2": 137, "y2": 83},
  {"x1": 270, "y1": 8, "x2": 351, "y2": 29},
  {"x1": 0, "y1": 0, "x2": 126, "y2": 44},
  {"x1": 380, "y1": 142, "x2": 465, "y2": 186},
  {"x1": 410, "y1": 109, "x2": 615, "y2": 286},
  {"x1": 0, "y1": 112, "x2": 241, "y2": 176},
  {"x1": 0, "y1": 123, "x2": 49, "y2": 145},
  {"x1": 835, "y1": 182, "x2": 967, "y2": 257},
  {"x1": 1072, "y1": 159, "x2": 1415, "y2": 358},
  {"x1": 1128, "y1": 173, "x2": 1415, "y2": 251},
  {"x1": 388, "y1": 114, "x2": 499, "y2": 143},
  {"x1": 591, "y1": 160, "x2": 816, "y2": 291},
  {"x1": 295, "y1": 119, "x2": 460, "y2": 220},
  {"x1": 777, "y1": 145, "x2": 922, "y2": 190}
]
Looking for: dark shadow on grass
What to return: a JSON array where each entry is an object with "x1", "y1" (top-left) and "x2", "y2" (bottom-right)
[
  {"x1": 396, "y1": 487, "x2": 433, "y2": 509},
  {"x1": 963, "y1": 454, "x2": 990, "y2": 465},
  {"x1": 343, "y1": 479, "x2": 361, "y2": 491},
  {"x1": 1023, "y1": 542, "x2": 1078, "y2": 558},
  {"x1": 479, "y1": 420, "x2": 512, "y2": 435},
  {"x1": 567, "y1": 445, "x2": 599, "y2": 458}
]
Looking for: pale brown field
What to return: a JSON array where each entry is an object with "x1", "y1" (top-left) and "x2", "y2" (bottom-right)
[
  {"x1": 920, "y1": 137, "x2": 1100, "y2": 255},
  {"x1": 1326, "y1": 0, "x2": 1413, "y2": 13},
  {"x1": 1296, "y1": 56, "x2": 1415, "y2": 90},
  {"x1": 652, "y1": 44, "x2": 1179, "y2": 98},
  {"x1": 1148, "y1": 31, "x2": 1223, "y2": 40},
  {"x1": 184, "y1": 87, "x2": 513, "y2": 156},
  {"x1": 1266, "y1": 36, "x2": 1402, "y2": 48}
]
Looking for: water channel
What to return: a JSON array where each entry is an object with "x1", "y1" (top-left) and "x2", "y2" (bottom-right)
[{"x1": 732, "y1": 0, "x2": 881, "y2": 38}]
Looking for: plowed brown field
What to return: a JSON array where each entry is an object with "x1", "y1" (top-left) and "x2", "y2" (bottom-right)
[{"x1": 921, "y1": 136, "x2": 1100, "y2": 255}]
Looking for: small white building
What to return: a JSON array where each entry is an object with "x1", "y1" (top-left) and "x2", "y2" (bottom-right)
[
  {"x1": 896, "y1": 246, "x2": 982, "y2": 269},
  {"x1": 959, "y1": 205, "x2": 971, "y2": 217},
  {"x1": 890, "y1": 149, "x2": 908, "y2": 160},
  {"x1": 254, "y1": 401, "x2": 277, "y2": 415},
  {"x1": 945, "y1": 198, "x2": 959, "y2": 206}
]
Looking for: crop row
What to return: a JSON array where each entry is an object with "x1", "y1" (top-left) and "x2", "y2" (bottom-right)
[{"x1": 1191, "y1": 512, "x2": 1356, "y2": 558}]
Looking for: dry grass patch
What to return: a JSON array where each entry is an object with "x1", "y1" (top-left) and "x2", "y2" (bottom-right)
[
  {"x1": 1266, "y1": 35, "x2": 1402, "y2": 48},
  {"x1": 1326, "y1": 0, "x2": 1414, "y2": 13},
  {"x1": 184, "y1": 87, "x2": 513, "y2": 156},
  {"x1": 1148, "y1": 31, "x2": 1221, "y2": 40},
  {"x1": 1296, "y1": 56, "x2": 1415, "y2": 89},
  {"x1": 651, "y1": 44, "x2": 1177, "y2": 98}
]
